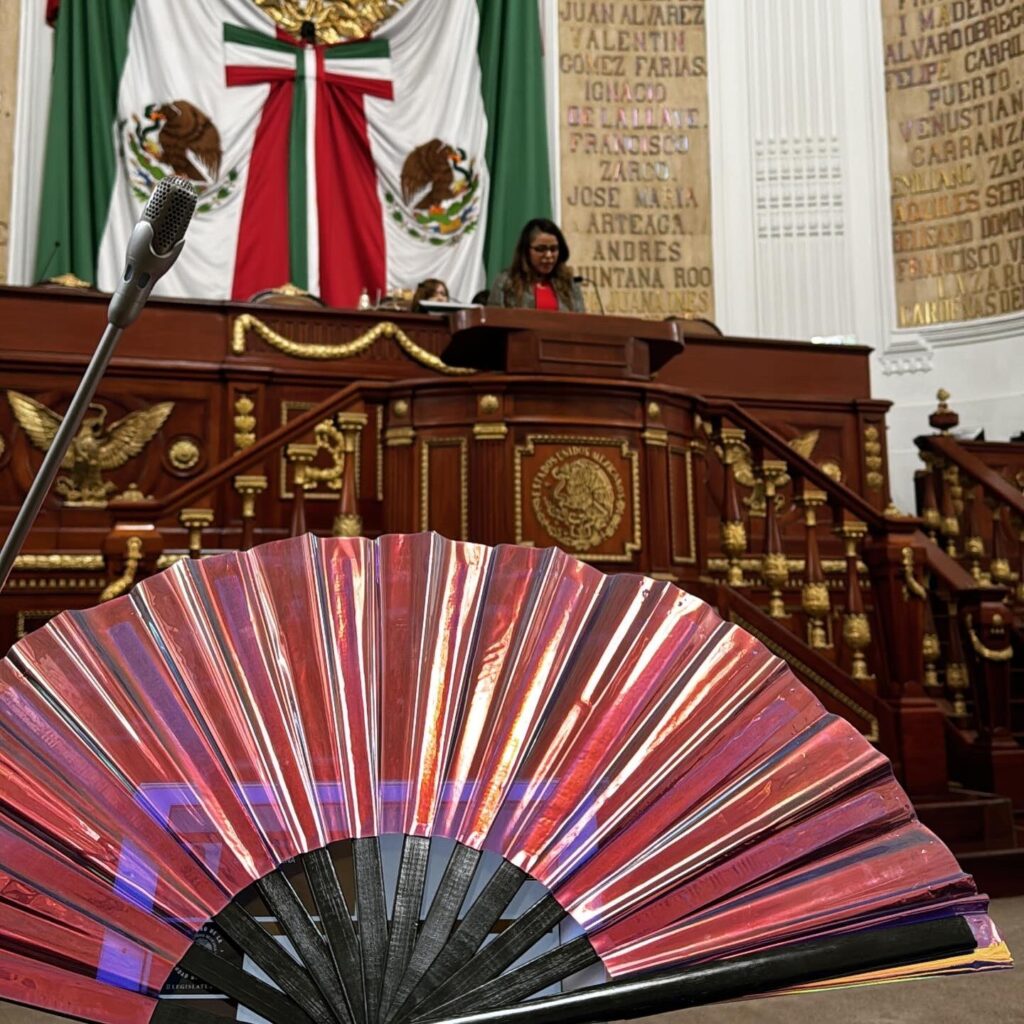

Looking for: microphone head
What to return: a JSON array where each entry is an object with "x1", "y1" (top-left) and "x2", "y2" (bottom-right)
[
  {"x1": 573, "y1": 274, "x2": 585, "y2": 284},
  {"x1": 142, "y1": 176, "x2": 197, "y2": 255}
]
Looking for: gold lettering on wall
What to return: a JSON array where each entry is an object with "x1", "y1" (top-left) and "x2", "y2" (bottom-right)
[
  {"x1": 882, "y1": 0, "x2": 1024, "y2": 327},
  {"x1": 557, "y1": 1, "x2": 714, "y2": 319}
]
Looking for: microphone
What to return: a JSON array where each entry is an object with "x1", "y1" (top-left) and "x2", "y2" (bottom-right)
[
  {"x1": 573, "y1": 274, "x2": 605, "y2": 315},
  {"x1": 0, "y1": 178, "x2": 197, "y2": 591},
  {"x1": 36, "y1": 239, "x2": 62, "y2": 283},
  {"x1": 108, "y1": 175, "x2": 197, "y2": 327}
]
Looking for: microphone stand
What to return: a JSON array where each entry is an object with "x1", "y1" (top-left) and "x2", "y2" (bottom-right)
[
  {"x1": 0, "y1": 175, "x2": 196, "y2": 594},
  {"x1": 573, "y1": 275, "x2": 606, "y2": 315},
  {"x1": 0, "y1": 322, "x2": 124, "y2": 591}
]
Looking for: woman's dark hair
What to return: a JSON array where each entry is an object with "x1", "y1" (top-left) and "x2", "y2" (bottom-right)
[
  {"x1": 505, "y1": 217, "x2": 574, "y2": 306},
  {"x1": 410, "y1": 277, "x2": 448, "y2": 312}
]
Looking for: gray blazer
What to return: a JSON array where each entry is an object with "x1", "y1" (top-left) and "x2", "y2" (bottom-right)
[{"x1": 488, "y1": 270, "x2": 586, "y2": 312}]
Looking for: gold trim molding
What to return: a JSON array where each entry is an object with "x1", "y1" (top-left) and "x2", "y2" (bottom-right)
[
  {"x1": 15, "y1": 609, "x2": 64, "y2": 640},
  {"x1": 473, "y1": 422, "x2": 508, "y2": 441},
  {"x1": 420, "y1": 437, "x2": 469, "y2": 540},
  {"x1": 13, "y1": 553, "x2": 104, "y2": 571},
  {"x1": 7, "y1": 577, "x2": 105, "y2": 591}
]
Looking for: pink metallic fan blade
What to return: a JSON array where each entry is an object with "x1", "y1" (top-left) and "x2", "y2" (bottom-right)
[
  {"x1": 376, "y1": 534, "x2": 492, "y2": 836},
  {"x1": 0, "y1": 948, "x2": 154, "y2": 1024},
  {"x1": 486, "y1": 576, "x2": 715, "y2": 868},
  {"x1": 436, "y1": 545, "x2": 607, "y2": 848},
  {"x1": 2, "y1": 622, "x2": 251, "y2": 912},
  {"x1": 0, "y1": 872, "x2": 181, "y2": 995},
  {"x1": 315, "y1": 536, "x2": 382, "y2": 837},
  {"x1": 0, "y1": 666, "x2": 222, "y2": 927},
  {"x1": 580, "y1": 778, "x2": 914, "y2": 948},
  {"x1": 129, "y1": 559, "x2": 306, "y2": 863},
  {"x1": 236, "y1": 536, "x2": 359, "y2": 841},
  {"x1": 597, "y1": 821, "x2": 974, "y2": 975},
  {"x1": 523, "y1": 625, "x2": 815, "y2": 888},
  {"x1": 59, "y1": 595, "x2": 276, "y2": 887},
  {"x1": 558, "y1": 714, "x2": 890, "y2": 930}
]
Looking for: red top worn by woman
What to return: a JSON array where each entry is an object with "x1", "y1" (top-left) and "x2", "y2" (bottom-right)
[{"x1": 533, "y1": 282, "x2": 559, "y2": 310}]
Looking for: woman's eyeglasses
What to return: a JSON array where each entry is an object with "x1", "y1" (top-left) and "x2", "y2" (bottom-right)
[{"x1": 530, "y1": 244, "x2": 560, "y2": 254}]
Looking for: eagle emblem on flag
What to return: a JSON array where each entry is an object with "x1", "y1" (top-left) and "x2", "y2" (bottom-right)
[
  {"x1": 385, "y1": 138, "x2": 482, "y2": 245},
  {"x1": 121, "y1": 100, "x2": 240, "y2": 214}
]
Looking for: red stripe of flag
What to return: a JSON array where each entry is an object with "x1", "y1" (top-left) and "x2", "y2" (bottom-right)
[{"x1": 228, "y1": 67, "x2": 294, "y2": 301}]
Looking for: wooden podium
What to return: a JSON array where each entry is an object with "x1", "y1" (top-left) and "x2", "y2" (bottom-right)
[{"x1": 441, "y1": 308, "x2": 683, "y2": 379}]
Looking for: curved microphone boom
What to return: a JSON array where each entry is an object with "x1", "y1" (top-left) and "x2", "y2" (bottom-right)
[{"x1": 0, "y1": 177, "x2": 197, "y2": 591}]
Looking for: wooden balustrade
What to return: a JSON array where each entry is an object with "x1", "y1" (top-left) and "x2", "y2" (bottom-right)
[
  {"x1": 179, "y1": 508, "x2": 214, "y2": 559},
  {"x1": 837, "y1": 517, "x2": 871, "y2": 680},
  {"x1": 285, "y1": 443, "x2": 317, "y2": 538},
  {"x1": 760, "y1": 459, "x2": 789, "y2": 619},
  {"x1": 718, "y1": 428, "x2": 748, "y2": 587},
  {"x1": 233, "y1": 474, "x2": 268, "y2": 550},
  {"x1": 914, "y1": 391, "x2": 1024, "y2": 812},
  {"x1": 699, "y1": 400, "x2": 955, "y2": 797},
  {"x1": 334, "y1": 413, "x2": 367, "y2": 538},
  {"x1": 797, "y1": 486, "x2": 829, "y2": 649}
]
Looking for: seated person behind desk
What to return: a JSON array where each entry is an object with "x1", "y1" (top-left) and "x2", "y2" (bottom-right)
[
  {"x1": 488, "y1": 218, "x2": 585, "y2": 312},
  {"x1": 411, "y1": 278, "x2": 449, "y2": 311}
]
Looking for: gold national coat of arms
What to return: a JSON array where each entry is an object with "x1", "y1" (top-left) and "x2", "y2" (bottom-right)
[{"x1": 531, "y1": 446, "x2": 626, "y2": 552}]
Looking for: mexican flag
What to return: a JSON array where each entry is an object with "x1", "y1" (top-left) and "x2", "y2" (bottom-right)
[{"x1": 34, "y1": 0, "x2": 551, "y2": 307}]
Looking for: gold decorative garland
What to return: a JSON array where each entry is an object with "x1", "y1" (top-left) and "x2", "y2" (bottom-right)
[{"x1": 231, "y1": 314, "x2": 475, "y2": 376}]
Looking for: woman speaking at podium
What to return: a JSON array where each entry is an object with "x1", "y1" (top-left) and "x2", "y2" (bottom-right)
[{"x1": 488, "y1": 217, "x2": 586, "y2": 312}]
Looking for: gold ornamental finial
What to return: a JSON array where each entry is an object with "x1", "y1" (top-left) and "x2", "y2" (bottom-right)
[
  {"x1": 252, "y1": 0, "x2": 408, "y2": 43},
  {"x1": 929, "y1": 388, "x2": 958, "y2": 434}
]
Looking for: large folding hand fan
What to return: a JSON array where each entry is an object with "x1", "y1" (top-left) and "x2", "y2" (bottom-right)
[{"x1": 0, "y1": 533, "x2": 1010, "y2": 1024}]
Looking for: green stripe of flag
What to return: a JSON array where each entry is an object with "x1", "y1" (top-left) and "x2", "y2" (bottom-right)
[
  {"x1": 223, "y1": 22, "x2": 298, "y2": 54},
  {"x1": 476, "y1": 0, "x2": 552, "y2": 283},
  {"x1": 35, "y1": 0, "x2": 136, "y2": 284},
  {"x1": 288, "y1": 50, "x2": 309, "y2": 290},
  {"x1": 323, "y1": 39, "x2": 389, "y2": 60}
]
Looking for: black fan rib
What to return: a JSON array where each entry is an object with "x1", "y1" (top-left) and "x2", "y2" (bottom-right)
[
  {"x1": 393, "y1": 858, "x2": 527, "y2": 1021},
  {"x1": 176, "y1": 942, "x2": 316, "y2": 1024},
  {"x1": 405, "y1": 892, "x2": 568, "y2": 1020},
  {"x1": 354, "y1": 836, "x2": 390, "y2": 1024},
  {"x1": 409, "y1": 916, "x2": 977, "y2": 1024},
  {"x1": 303, "y1": 847, "x2": 366, "y2": 1023},
  {"x1": 384, "y1": 843, "x2": 482, "y2": 1021},
  {"x1": 215, "y1": 902, "x2": 336, "y2": 1024},
  {"x1": 379, "y1": 835, "x2": 432, "y2": 1020},
  {"x1": 257, "y1": 870, "x2": 354, "y2": 1024}
]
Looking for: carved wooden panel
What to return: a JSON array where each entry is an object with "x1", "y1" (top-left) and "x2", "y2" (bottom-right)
[
  {"x1": 668, "y1": 443, "x2": 698, "y2": 566},
  {"x1": 514, "y1": 434, "x2": 641, "y2": 562},
  {"x1": 419, "y1": 436, "x2": 468, "y2": 541}
]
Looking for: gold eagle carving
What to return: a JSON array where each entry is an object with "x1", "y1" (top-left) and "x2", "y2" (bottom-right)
[{"x1": 6, "y1": 391, "x2": 174, "y2": 505}]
